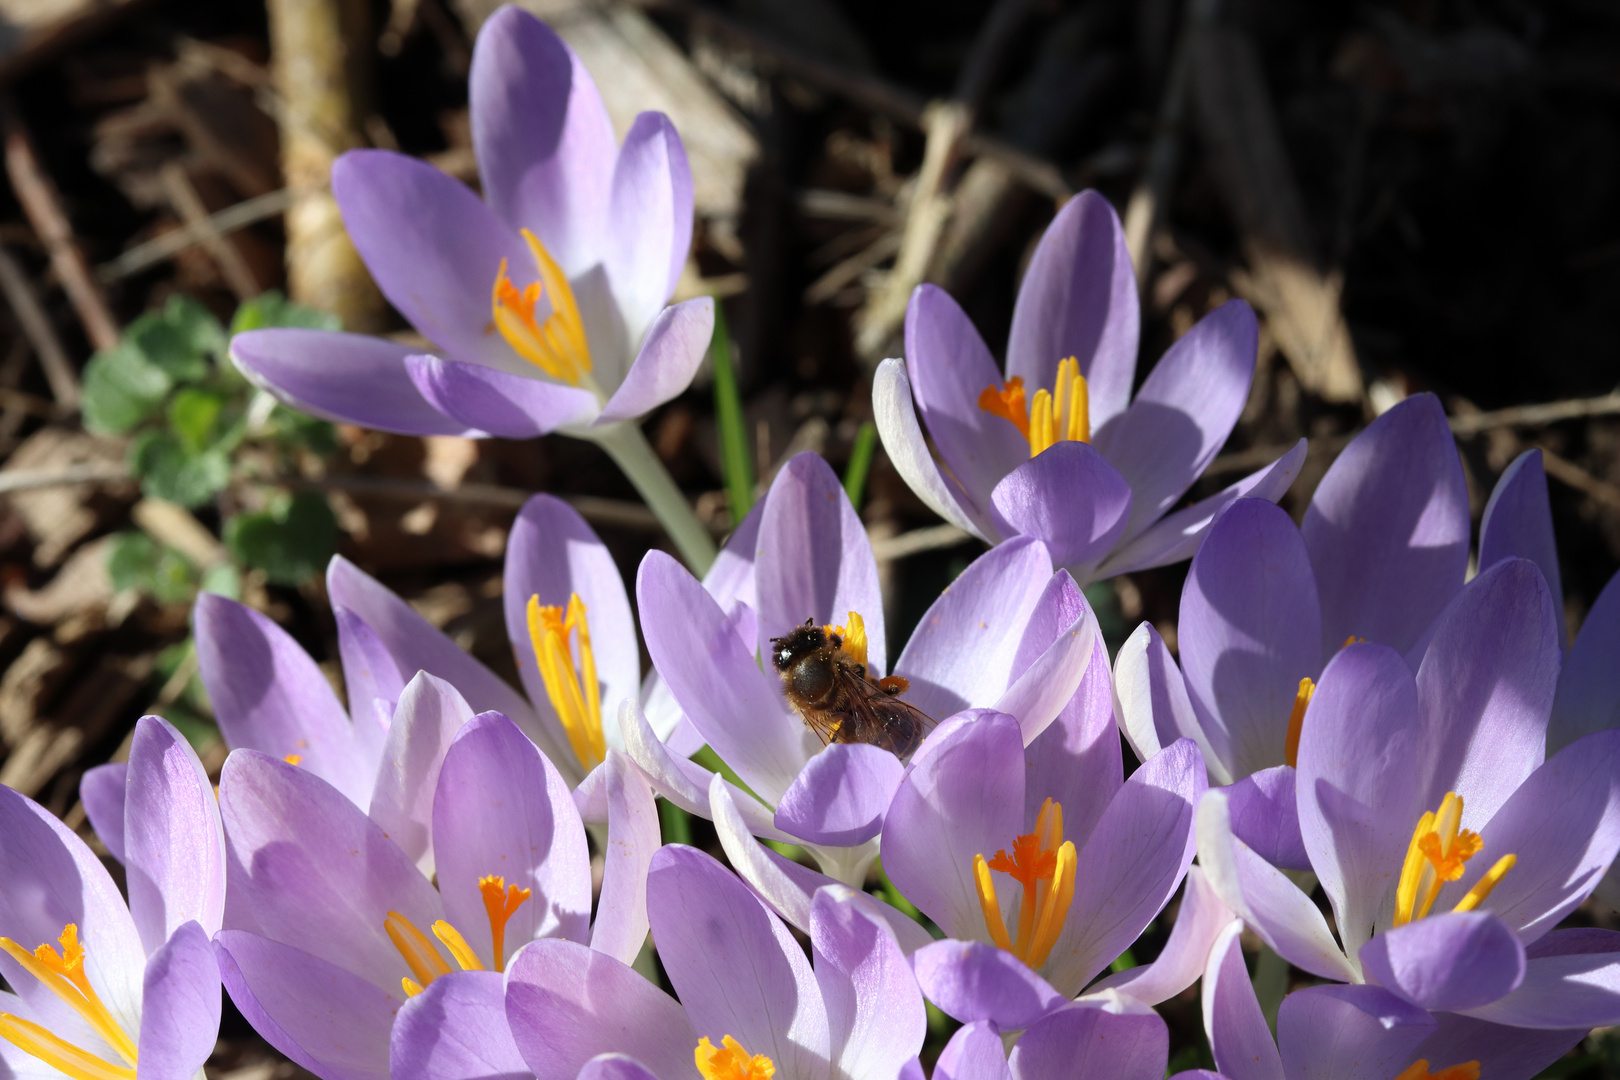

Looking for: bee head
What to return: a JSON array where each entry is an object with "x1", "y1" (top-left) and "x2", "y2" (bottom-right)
[{"x1": 770, "y1": 621, "x2": 826, "y2": 671}]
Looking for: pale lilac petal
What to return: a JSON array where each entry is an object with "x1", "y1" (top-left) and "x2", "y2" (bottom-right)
[
  {"x1": 757, "y1": 452, "x2": 886, "y2": 674},
  {"x1": 1480, "y1": 449, "x2": 1563, "y2": 647},
  {"x1": 595, "y1": 298, "x2": 713, "y2": 424},
  {"x1": 934, "y1": 1022, "x2": 1009, "y2": 1080},
  {"x1": 872, "y1": 358, "x2": 998, "y2": 540},
  {"x1": 647, "y1": 846, "x2": 831, "y2": 1074},
  {"x1": 589, "y1": 751, "x2": 659, "y2": 965},
  {"x1": 1023, "y1": 635, "x2": 1121, "y2": 847},
  {"x1": 335, "y1": 606, "x2": 403, "y2": 774},
  {"x1": 505, "y1": 939, "x2": 696, "y2": 1080},
  {"x1": 1224, "y1": 767, "x2": 1308, "y2": 872},
  {"x1": 1302, "y1": 393, "x2": 1469, "y2": 656},
  {"x1": 1201, "y1": 920, "x2": 1282, "y2": 1080},
  {"x1": 231, "y1": 329, "x2": 471, "y2": 436},
  {"x1": 1274, "y1": 984, "x2": 1434, "y2": 1080},
  {"x1": 390, "y1": 970, "x2": 527, "y2": 1080},
  {"x1": 905, "y1": 284, "x2": 1030, "y2": 511},
  {"x1": 992, "y1": 603, "x2": 1096, "y2": 747},
  {"x1": 893, "y1": 537, "x2": 1051, "y2": 722},
  {"x1": 1093, "y1": 440, "x2": 1307, "y2": 580},
  {"x1": 1094, "y1": 300, "x2": 1256, "y2": 543},
  {"x1": 880, "y1": 714, "x2": 1025, "y2": 940},
  {"x1": 219, "y1": 750, "x2": 442, "y2": 990},
  {"x1": 1005, "y1": 191, "x2": 1138, "y2": 431},
  {"x1": 80, "y1": 762, "x2": 128, "y2": 864},
  {"x1": 1409, "y1": 1014, "x2": 1585, "y2": 1080},
  {"x1": 123, "y1": 716, "x2": 226, "y2": 951},
  {"x1": 1359, "y1": 910, "x2": 1525, "y2": 1013},
  {"x1": 1458, "y1": 929, "x2": 1620, "y2": 1029},
  {"x1": 1042, "y1": 738, "x2": 1205, "y2": 997},
  {"x1": 1196, "y1": 789, "x2": 1356, "y2": 981},
  {"x1": 470, "y1": 6, "x2": 615, "y2": 273},
  {"x1": 1414, "y1": 557, "x2": 1559, "y2": 824},
  {"x1": 215, "y1": 931, "x2": 397, "y2": 1080},
  {"x1": 911, "y1": 939, "x2": 1067, "y2": 1029},
  {"x1": 775, "y1": 743, "x2": 903, "y2": 847},
  {"x1": 990, "y1": 443, "x2": 1132, "y2": 571},
  {"x1": 0, "y1": 989, "x2": 91, "y2": 1080},
  {"x1": 1179, "y1": 497, "x2": 1322, "y2": 781},
  {"x1": 433, "y1": 713, "x2": 592, "y2": 964},
  {"x1": 811, "y1": 888, "x2": 926, "y2": 1078},
  {"x1": 368, "y1": 673, "x2": 476, "y2": 875},
  {"x1": 1009, "y1": 992, "x2": 1167, "y2": 1080},
  {"x1": 606, "y1": 113, "x2": 693, "y2": 348},
  {"x1": 638, "y1": 550, "x2": 808, "y2": 802},
  {"x1": 406, "y1": 354, "x2": 598, "y2": 438},
  {"x1": 1111, "y1": 623, "x2": 1210, "y2": 778},
  {"x1": 136, "y1": 921, "x2": 220, "y2": 1080},
  {"x1": 1089, "y1": 866, "x2": 1233, "y2": 1006},
  {"x1": 576, "y1": 1055, "x2": 665, "y2": 1080},
  {"x1": 194, "y1": 591, "x2": 371, "y2": 806},
  {"x1": 1550, "y1": 568, "x2": 1620, "y2": 754},
  {"x1": 707, "y1": 498, "x2": 762, "y2": 613}
]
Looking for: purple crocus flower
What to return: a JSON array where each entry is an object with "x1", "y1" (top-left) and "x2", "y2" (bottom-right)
[
  {"x1": 0, "y1": 716, "x2": 223, "y2": 1080},
  {"x1": 925, "y1": 992, "x2": 1169, "y2": 1080},
  {"x1": 628, "y1": 452, "x2": 1096, "y2": 885},
  {"x1": 214, "y1": 710, "x2": 656, "y2": 1080},
  {"x1": 228, "y1": 6, "x2": 716, "y2": 567},
  {"x1": 492, "y1": 845, "x2": 925, "y2": 1080},
  {"x1": 873, "y1": 191, "x2": 1305, "y2": 583},
  {"x1": 1197, "y1": 555, "x2": 1620, "y2": 1029},
  {"x1": 1197, "y1": 917, "x2": 1591, "y2": 1080}
]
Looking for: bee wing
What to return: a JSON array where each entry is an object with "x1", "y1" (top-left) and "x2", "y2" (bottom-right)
[{"x1": 829, "y1": 666, "x2": 938, "y2": 759}]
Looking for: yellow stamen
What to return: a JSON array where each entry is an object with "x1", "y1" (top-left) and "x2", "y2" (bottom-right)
[
  {"x1": 1393, "y1": 793, "x2": 1511, "y2": 926},
  {"x1": 432, "y1": 921, "x2": 484, "y2": 973},
  {"x1": 478, "y1": 875, "x2": 532, "y2": 972},
  {"x1": 1394, "y1": 1060, "x2": 1481, "y2": 1080},
  {"x1": 972, "y1": 855, "x2": 1014, "y2": 952},
  {"x1": 384, "y1": 911, "x2": 452, "y2": 988},
  {"x1": 1024, "y1": 841, "x2": 1077, "y2": 969},
  {"x1": 527, "y1": 592, "x2": 606, "y2": 772},
  {"x1": 977, "y1": 359, "x2": 1090, "y2": 457},
  {"x1": 1453, "y1": 854, "x2": 1517, "y2": 913},
  {"x1": 1283, "y1": 677, "x2": 1315, "y2": 769},
  {"x1": 282, "y1": 754, "x2": 303, "y2": 766},
  {"x1": 0, "y1": 925, "x2": 137, "y2": 1067},
  {"x1": 822, "y1": 611, "x2": 870, "y2": 673},
  {"x1": 1342, "y1": 635, "x2": 1367, "y2": 648},
  {"x1": 490, "y1": 230, "x2": 592, "y2": 385},
  {"x1": 973, "y1": 798, "x2": 1077, "y2": 968},
  {"x1": 402, "y1": 977, "x2": 425, "y2": 998},
  {"x1": 695, "y1": 1036, "x2": 776, "y2": 1080},
  {"x1": 1028, "y1": 389, "x2": 1055, "y2": 457},
  {"x1": 0, "y1": 1015, "x2": 134, "y2": 1080}
]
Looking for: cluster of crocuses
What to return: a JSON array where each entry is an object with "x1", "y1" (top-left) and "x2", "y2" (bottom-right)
[{"x1": 4, "y1": 8, "x2": 1619, "y2": 1080}]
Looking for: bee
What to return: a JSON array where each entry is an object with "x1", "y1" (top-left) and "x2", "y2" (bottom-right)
[{"x1": 770, "y1": 618, "x2": 936, "y2": 761}]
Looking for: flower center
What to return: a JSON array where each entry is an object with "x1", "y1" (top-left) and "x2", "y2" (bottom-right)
[
  {"x1": 1282, "y1": 677, "x2": 1315, "y2": 768},
  {"x1": 0, "y1": 924, "x2": 138, "y2": 1080},
  {"x1": 978, "y1": 357, "x2": 1090, "y2": 457},
  {"x1": 695, "y1": 1035, "x2": 776, "y2": 1080},
  {"x1": 384, "y1": 874, "x2": 532, "y2": 996},
  {"x1": 527, "y1": 592, "x2": 606, "y2": 773},
  {"x1": 490, "y1": 229, "x2": 593, "y2": 385},
  {"x1": 1393, "y1": 792, "x2": 1515, "y2": 927},
  {"x1": 973, "y1": 797, "x2": 1077, "y2": 970},
  {"x1": 1395, "y1": 1060, "x2": 1481, "y2": 1080}
]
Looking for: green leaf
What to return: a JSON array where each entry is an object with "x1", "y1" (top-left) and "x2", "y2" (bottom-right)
[
  {"x1": 126, "y1": 311, "x2": 209, "y2": 383},
  {"x1": 270, "y1": 406, "x2": 338, "y2": 455},
  {"x1": 230, "y1": 290, "x2": 341, "y2": 334},
  {"x1": 105, "y1": 530, "x2": 198, "y2": 604},
  {"x1": 130, "y1": 431, "x2": 231, "y2": 508},
  {"x1": 199, "y1": 562, "x2": 242, "y2": 600},
  {"x1": 709, "y1": 303, "x2": 755, "y2": 526},
  {"x1": 842, "y1": 420, "x2": 878, "y2": 509},
  {"x1": 81, "y1": 342, "x2": 172, "y2": 434},
  {"x1": 168, "y1": 388, "x2": 227, "y2": 453},
  {"x1": 224, "y1": 490, "x2": 339, "y2": 586},
  {"x1": 162, "y1": 294, "x2": 228, "y2": 362}
]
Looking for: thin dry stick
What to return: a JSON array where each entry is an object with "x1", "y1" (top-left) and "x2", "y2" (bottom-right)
[
  {"x1": 1447, "y1": 394, "x2": 1620, "y2": 437},
  {"x1": 0, "y1": 247, "x2": 80, "y2": 406},
  {"x1": 1538, "y1": 447, "x2": 1620, "y2": 512},
  {"x1": 99, "y1": 187, "x2": 305, "y2": 282},
  {"x1": 0, "y1": 461, "x2": 131, "y2": 495},
  {"x1": 158, "y1": 163, "x2": 261, "y2": 301}
]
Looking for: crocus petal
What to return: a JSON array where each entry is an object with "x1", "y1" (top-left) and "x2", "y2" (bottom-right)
[
  {"x1": 432, "y1": 713, "x2": 592, "y2": 965},
  {"x1": 990, "y1": 442, "x2": 1133, "y2": 571},
  {"x1": 893, "y1": 537, "x2": 1052, "y2": 722},
  {"x1": 1196, "y1": 790, "x2": 1357, "y2": 981},
  {"x1": 369, "y1": 673, "x2": 476, "y2": 876},
  {"x1": 470, "y1": 6, "x2": 614, "y2": 274},
  {"x1": 1200, "y1": 920, "x2": 1282, "y2": 1080},
  {"x1": 1550, "y1": 568, "x2": 1620, "y2": 754},
  {"x1": 504, "y1": 494, "x2": 639, "y2": 756},
  {"x1": 1112, "y1": 622, "x2": 1210, "y2": 776},
  {"x1": 136, "y1": 921, "x2": 220, "y2": 1080},
  {"x1": 194, "y1": 591, "x2": 371, "y2": 806},
  {"x1": 905, "y1": 284, "x2": 1030, "y2": 511},
  {"x1": 911, "y1": 939, "x2": 1068, "y2": 1029},
  {"x1": 1301, "y1": 393, "x2": 1469, "y2": 656},
  {"x1": 1089, "y1": 866, "x2": 1234, "y2": 1007},
  {"x1": 1010, "y1": 993, "x2": 1167, "y2": 1080},
  {"x1": 1294, "y1": 643, "x2": 1423, "y2": 962},
  {"x1": 872, "y1": 357, "x2": 997, "y2": 539},
  {"x1": 881, "y1": 714, "x2": 1025, "y2": 941},
  {"x1": 1480, "y1": 450, "x2": 1563, "y2": 646},
  {"x1": 215, "y1": 931, "x2": 397, "y2": 1080},
  {"x1": 390, "y1": 970, "x2": 528, "y2": 1080},
  {"x1": 638, "y1": 550, "x2": 808, "y2": 803},
  {"x1": 589, "y1": 751, "x2": 659, "y2": 965},
  {"x1": 1093, "y1": 300, "x2": 1256, "y2": 543},
  {"x1": 647, "y1": 846, "x2": 832, "y2": 1076},
  {"x1": 219, "y1": 751, "x2": 443, "y2": 991},
  {"x1": 505, "y1": 939, "x2": 697, "y2": 1080},
  {"x1": 335, "y1": 606, "x2": 403, "y2": 773},
  {"x1": 1274, "y1": 984, "x2": 1435, "y2": 1080},
  {"x1": 1093, "y1": 440, "x2": 1307, "y2": 580},
  {"x1": 993, "y1": 590, "x2": 1097, "y2": 747},
  {"x1": 1023, "y1": 635, "x2": 1122, "y2": 848},
  {"x1": 1224, "y1": 767, "x2": 1308, "y2": 872},
  {"x1": 1408, "y1": 1013, "x2": 1586, "y2": 1080},
  {"x1": 757, "y1": 452, "x2": 886, "y2": 674},
  {"x1": 1413, "y1": 558, "x2": 1559, "y2": 824},
  {"x1": 80, "y1": 762, "x2": 128, "y2": 864},
  {"x1": 123, "y1": 716, "x2": 226, "y2": 951},
  {"x1": 935, "y1": 1022, "x2": 1009, "y2": 1080},
  {"x1": 594, "y1": 297, "x2": 713, "y2": 424},
  {"x1": 577, "y1": 1056, "x2": 669, "y2": 1080},
  {"x1": 774, "y1": 743, "x2": 903, "y2": 847},
  {"x1": 1042, "y1": 738, "x2": 1206, "y2": 997},
  {"x1": 811, "y1": 887, "x2": 926, "y2": 1079},
  {"x1": 1005, "y1": 190, "x2": 1138, "y2": 433},
  {"x1": 1179, "y1": 497, "x2": 1322, "y2": 781},
  {"x1": 1458, "y1": 928, "x2": 1620, "y2": 1029},
  {"x1": 231, "y1": 329, "x2": 472, "y2": 436},
  {"x1": 406, "y1": 354, "x2": 599, "y2": 438},
  {"x1": 1359, "y1": 909, "x2": 1526, "y2": 1012},
  {"x1": 605, "y1": 112, "x2": 693, "y2": 351}
]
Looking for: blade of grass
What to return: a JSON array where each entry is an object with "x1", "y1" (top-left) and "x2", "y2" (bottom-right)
[
  {"x1": 843, "y1": 420, "x2": 878, "y2": 508},
  {"x1": 710, "y1": 302, "x2": 754, "y2": 525}
]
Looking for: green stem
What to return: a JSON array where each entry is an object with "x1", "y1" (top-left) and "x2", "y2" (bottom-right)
[
  {"x1": 1253, "y1": 945, "x2": 1289, "y2": 1032},
  {"x1": 590, "y1": 421, "x2": 717, "y2": 575}
]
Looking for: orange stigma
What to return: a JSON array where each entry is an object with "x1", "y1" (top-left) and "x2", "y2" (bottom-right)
[
  {"x1": 695, "y1": 1036, "x2": 776, "y2": 1080},
  {"x1": 0, "y1": 924, "x2": 140, "y2": 1080},
  {"x1": 972, "y1": 798, "x2": 1077, "y2": 969},
  {"x1": 1393, "y1": 792, "x2": 1516, "y2": 926},
  {"x1": 479, "y1": 875, "x2": 532, "y2": 971},
  {"x1": 1283, "y1": 677, "x2": 1315, "y2": 768},
  {"x1": 490, "y1": 230, "x2": 592, "y2": 385},
  {"x1": 978, "y1": 358, "x2": 1090, "y2": 456},
  {"x1": 1394, "y1": 1060, "x2": 1481, "y2": 1080},
  {"x1": 385, "y1": 873, "x2": 533, "y2": 996}
]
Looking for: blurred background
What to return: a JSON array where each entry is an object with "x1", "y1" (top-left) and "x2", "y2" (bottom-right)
[{"x1": 0, "y1": 0, "x2": 1617, "y2": 1073}]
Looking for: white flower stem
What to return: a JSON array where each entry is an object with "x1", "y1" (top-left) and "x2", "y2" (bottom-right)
[{"x1": 591, "y1": 421, "x2": 717, "y2": 575}]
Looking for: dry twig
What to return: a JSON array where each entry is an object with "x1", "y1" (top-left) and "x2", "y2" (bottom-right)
[{"x1": 0, "y1": 247, "x2": 80, "y2": 406}]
